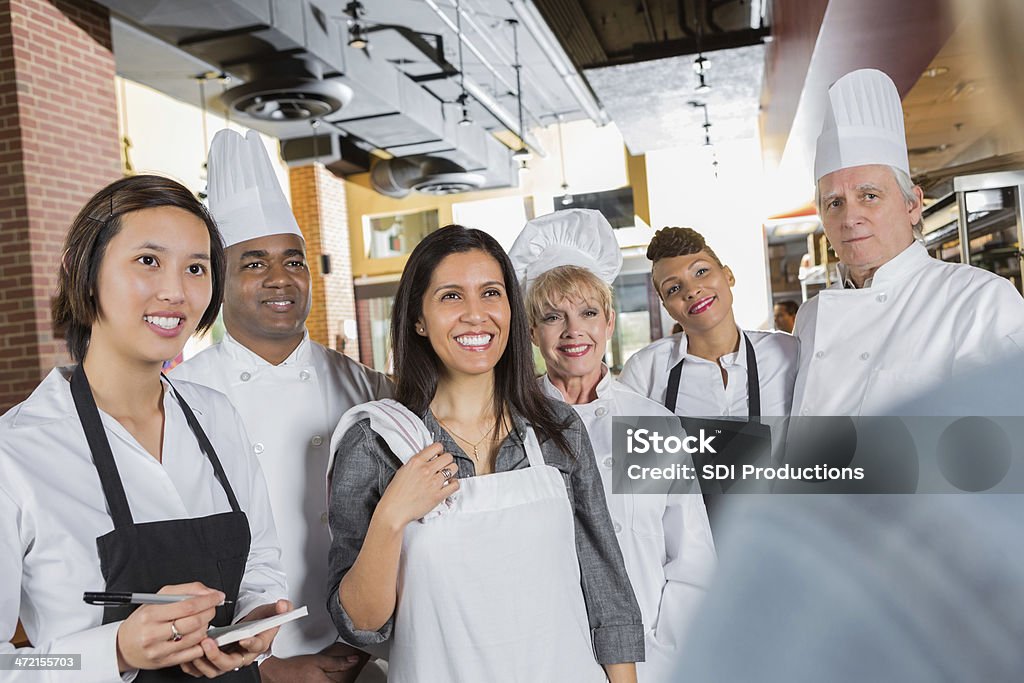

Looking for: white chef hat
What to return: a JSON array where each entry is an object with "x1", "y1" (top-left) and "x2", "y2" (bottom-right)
[
  {"x1": 206, "y1": 128, "x2": 304, "y2": 247},
  {"x1": 814, "y1": 68, "x2": 910, "y2": 182},
  {"x1": 508, "y1": 208, "x2": 622, "y2": 288}
]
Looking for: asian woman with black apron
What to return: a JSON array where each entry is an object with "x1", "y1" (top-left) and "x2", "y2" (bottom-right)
[{"x1": 0, "y1": 176, "x2": 288, "y2": 681}]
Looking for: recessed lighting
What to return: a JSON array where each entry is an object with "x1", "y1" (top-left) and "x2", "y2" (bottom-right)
[{"x1": 923, "y1": 66, "x2": 949, "y2": 78}]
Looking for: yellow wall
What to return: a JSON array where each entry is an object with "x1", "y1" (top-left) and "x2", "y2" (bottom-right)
[{"x1": 346, "y1": 119, "x2": 640, "y2": 277}]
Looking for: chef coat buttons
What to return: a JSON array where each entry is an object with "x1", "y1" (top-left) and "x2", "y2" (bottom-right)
[
  {"x1": 299, "y1": 370, "x2": 311, "y2": 381},
  {"x1": 612, "y1": 521, "x2": 622, "y2": 534},
  {"x1": 240, "y1": 371, "x2": 251, "y2": 382},
  {"x1": 595, "y1": 407, "x2": 608, "y2": 417},
  {"x1": 320, "y1": 512, "x2": 328, "y2": 525},
  {"x1": 860, "y1": 352, "x2": 871, "y2": 360},
  {"x1": 603, "y1": 457, "x2": 613, "y2": 468},
  {"x1": 253, "y1": 442, "x2": 264, "y2": 454},
  {"x1": 801, "y1": 408, "x2": 809, "y2": 416},
  {"x1": 815, "y1": 351, "x2": 825, "y2": 359},
  {"x1": 876, "y1": 293, "x2": 888, "y2": 303},
  {"x1": 311, "y1": 435, "x2": 323, "y2": 447}
]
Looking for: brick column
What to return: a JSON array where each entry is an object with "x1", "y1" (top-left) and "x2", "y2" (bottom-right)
[
  {"x1": 289, "y1": 163, "x2": 358, "y2": 360},
  {"x1": 0, "y1": 0, "x2": 121, "y2": 411}
]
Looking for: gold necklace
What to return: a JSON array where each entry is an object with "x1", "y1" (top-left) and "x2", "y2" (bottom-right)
[{"x1": 436, "y1": 417, "x2": 495, "y2": 462}]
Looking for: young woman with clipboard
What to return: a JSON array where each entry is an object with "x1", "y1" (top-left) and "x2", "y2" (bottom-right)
[{"x1": 0, "y1": 175, "x2": 290, "y2": 681}]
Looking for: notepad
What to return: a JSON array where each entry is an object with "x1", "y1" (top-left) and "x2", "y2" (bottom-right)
[{"x1": 207, "y1": 605, "x2": 308, "y2": 647}]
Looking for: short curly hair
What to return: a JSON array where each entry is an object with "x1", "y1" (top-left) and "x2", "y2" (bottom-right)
[{"x1": 646, "y1": 226, "x2": 723, "y2": 267}]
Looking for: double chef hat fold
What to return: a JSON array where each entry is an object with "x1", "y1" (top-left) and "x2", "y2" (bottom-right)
[
  {"x1": 206, "y1": 128, "x2": 304, "y2": 247},
  {"x1": 508, "y1": 209, "x2": 623, "y2": 288},
  {"x1": 814, "y1": 68, "x2": 910, "y2": 182}
]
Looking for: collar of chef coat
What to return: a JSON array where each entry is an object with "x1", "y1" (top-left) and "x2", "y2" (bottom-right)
[
  {"x1": 539, "y1": 363, "x2": 613, "y2": 404},
  {"x1": 221, "y1": 330, "x2": 313, "y2": 367},
  {"x1": 670, "y1": 325, "x2": 750, "y2": 370},
  {"x1": 837, "y1": 240, "x2": 929, "y2": 290},
  {"x1": 10, "y1": 366, "x2": 179, "y2": 429}
]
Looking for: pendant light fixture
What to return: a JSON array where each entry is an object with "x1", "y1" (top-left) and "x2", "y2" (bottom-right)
[
  {"x1": 508, "y1": 18, "x2": 531, "y2": 168},
  {"x1": 689, "y1": 100, "x2": 719, "y2": 177},
  {"x1": 346, "y1": 1, "x2": 369, "y2": 49},
  {"x1": 557, "y1": 115, "x2": 573, "y2": 205},
  {"x1": 693, "y1": 17, "x2": 711, "y2": 93},
  {"x1": 455, "y1": 0, "x2": 472, "y2": 126}
]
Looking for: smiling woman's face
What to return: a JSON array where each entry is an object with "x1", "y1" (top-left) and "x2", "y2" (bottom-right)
[
  {"x1": 652, "y1": 251, "x2": 735, "y2": 335},
  {"x1": 89, "y1": 206, "x2": 212, "y2": 366},
  {"x1": 417, "y1": 249, "x2": 511, "y2": 381}
]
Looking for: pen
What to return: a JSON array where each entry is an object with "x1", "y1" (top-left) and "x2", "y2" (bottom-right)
[{"x1": 83, "y1": 591, "x2": 232, "y2": 606}]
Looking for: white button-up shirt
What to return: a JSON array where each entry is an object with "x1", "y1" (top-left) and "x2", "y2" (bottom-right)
[
  {"x1": 0, "y1": 368, "x2": 287, "y2": 683},
  {"x1": 173, "y1": 332, "x2": 391, "y2": 657},
  {"x1": 793, "y1": 242, "x2": 1024, "y2": 416},
  {"x1": 540, "y1": 369, "x2": 716, "y2": 681},
  {"x1": 619, "y1": 328, "x2": 799, "y2": 418}
]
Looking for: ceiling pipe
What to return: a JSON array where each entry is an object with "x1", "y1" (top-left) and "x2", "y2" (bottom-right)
[
  {"x1": 422, "y1": 0, "x2": 548, "y2": 155},
  {"x1": 454, "y1": 0, "x2": 563, "y2": 117},
  {"x1": 507, "y1": 0, "x2": 610, "y2": 126}
]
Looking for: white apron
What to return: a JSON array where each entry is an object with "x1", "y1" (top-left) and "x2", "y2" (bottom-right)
[{"x1": 388, "y1": 420, "x2": 606, "y2": 683}]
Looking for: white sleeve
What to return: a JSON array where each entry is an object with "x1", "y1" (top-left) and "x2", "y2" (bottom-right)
[
  {"x1": 645, "y1": 492, "x2": 716, "y2": 680},
  {"x1": 0, "y1": 485, "x2": 131, "y2": 683},
  {"x1": 227, "y1": 412, "x2": 289, "y2": 621},
  {"x1": 618, "y1": 352, "x2": 649, "y2": 397}
]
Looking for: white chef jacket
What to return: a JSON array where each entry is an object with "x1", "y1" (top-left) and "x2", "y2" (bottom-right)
[
  {"x1": 172, "y1": 332, "x2": 391, "y2": 657},
  {"x1": 0, "y1": 368, "x2": 288, "y2": 683},
  {"x1": 792, "y1": 241, "x2": 1024, "y2": 416},
  {"x1": 619, "y1": 328, "x2": 798, "y2": 418},
  {"x1": 540, "y1": 369, "x2": 716, "y2": 681}
]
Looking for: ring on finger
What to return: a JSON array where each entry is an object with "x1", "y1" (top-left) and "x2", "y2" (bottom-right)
[
  {"x1": 169, "y1": 620, "x2": 183, "y2": 642},
  {"x1": 440, "y1": 467, "x2": 454, "y2": 480}
]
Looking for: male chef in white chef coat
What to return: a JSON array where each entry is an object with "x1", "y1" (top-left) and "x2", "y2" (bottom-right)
[
  {"x1": 792, "y1": 68, "x2": 1024, "y2": 417},
  {"x1": 174, "y1": 129, "x2": 391, "y2": 682}
]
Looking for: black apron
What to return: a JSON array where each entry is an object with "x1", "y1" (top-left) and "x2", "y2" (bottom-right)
[
  {"x1": 70, "y1": 364, "x2": 259, "y2": 682},
  {"x1": 664, "y1": 334, "x2": 773, "y2": 527}
]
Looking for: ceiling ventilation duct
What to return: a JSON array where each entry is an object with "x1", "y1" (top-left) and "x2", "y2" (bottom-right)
[
  {"x1": 221, "y1": 58, "x2": 353, "y2": 121},
  {"x1": 370, "y1": 156, "x2": 485, "y2": 197}
]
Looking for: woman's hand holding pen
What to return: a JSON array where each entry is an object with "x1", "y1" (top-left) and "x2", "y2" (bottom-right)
[
  {"x1": 376, "y1": 443, "x2": 460, "y2": 529},
  {"x1": 115, "y1": 582, "x2": 224, "y2": 673},
  {"x1": 180, "y1": 598, "x2": 293, "y2": 678}
]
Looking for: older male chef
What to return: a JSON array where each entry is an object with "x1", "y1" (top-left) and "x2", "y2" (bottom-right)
[
  {"x1": 792, "y1": 69, "x2": 1024, "y2": 416},
  {"x1": 174, "y1": 129, "x2": 391, "y2": 682}
]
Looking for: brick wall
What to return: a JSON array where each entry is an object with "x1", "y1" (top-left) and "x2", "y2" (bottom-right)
[
  {"x1": 289, "y1": 162, "x2": 358, "y2": 360},
  {"x1": 0, "y1": 0, "x2": 121, "y2": 412}
]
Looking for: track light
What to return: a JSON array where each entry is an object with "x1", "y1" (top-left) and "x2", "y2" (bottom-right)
[
  {"x1": 348, "y1": 22, "x2": 368, "y2": 49},
  {"x1": 693, "y1": 54, "x2": 710, "y2": 74},
  {"x1": 560, "y1": 182, "x2": 574, "y2": 206},
  {"x1": 695, "y1": 72, "x2": 711, "y2": 93},
  {"x1": 345, "y1": 1, "x2": 368, "y2": 49}
]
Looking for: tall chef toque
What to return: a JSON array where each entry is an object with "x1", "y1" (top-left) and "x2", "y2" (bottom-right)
[
  {"x1": 206, "y1": 128, "x2": 304, "y2": 247},
  {"x1": 508, "y1": 208, "x2": 623, "y2": 289},
  {"x1": 814, "y1": 68, "x2": 910, "y2": 182}
]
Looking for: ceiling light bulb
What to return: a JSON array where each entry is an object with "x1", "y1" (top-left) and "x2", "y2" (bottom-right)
[
  {"x1": 560, "y1": 182, "x2": 573, "y2": 205},
  {"x1": 512, "y1": 147, "x2": 532, "y2": 161},
  {"x1": 348, "y1": 23, "x2": 368, "y2": 49},
  {"x1": 459, "y1": 107, "x2": 473, "y2": 126}
]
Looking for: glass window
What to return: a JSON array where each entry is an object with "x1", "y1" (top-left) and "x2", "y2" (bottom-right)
[
  {"x1": 366, "y1": 296, "x2": 395, "y2": 374},
  {"x1": 609, "y1": 272, "x2": 657, "y2": 372},
  {"x1": 363, "y1": 209, "x2": 438, "y2": 259}
]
